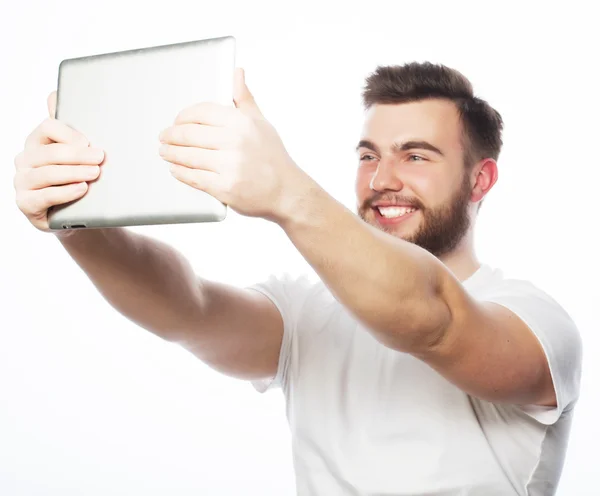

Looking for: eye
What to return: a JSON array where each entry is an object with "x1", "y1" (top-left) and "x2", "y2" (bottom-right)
[
  {"x1": 408, "y1": 154, "x2": 426, "y2": 162},
  {"x1": 360, "y1": 154, "x2": 377, "y2": 162}
]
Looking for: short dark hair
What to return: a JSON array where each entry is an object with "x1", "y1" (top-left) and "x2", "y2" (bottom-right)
[{"x1": 362, "y1": 62, "x2": 504, "y2": 170}]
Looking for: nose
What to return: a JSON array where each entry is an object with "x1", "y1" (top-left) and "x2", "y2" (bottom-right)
[{"x1": 369, "y1": 158, "x2": 404, "y2": 192}]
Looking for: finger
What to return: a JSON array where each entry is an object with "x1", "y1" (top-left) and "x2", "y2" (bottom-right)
[
  {"x1": 169, "y1": 163, "x2": 222, "y2": 199},
  {"x1": 159, "y1": 123, "x2": 230, "y2": 150},
  {"x1": 47, "y1": 91, "x2": 57, "y2": 119},
  {"x1": 15, "y1": 165, "x2": 100, "y2": 191},
  {"x1": 25, "y1": 118, "x2": 89, "y2": 149},
  {"x1": 16, "y1": 182, "x2": 88, "y2": 220},
  {"x1": 233, "y1": 68, "x2": 263, "y2": 119},
  {"x1": 15, "y1": 143, "x2": 104, "y2": 170},
  {"x1": 159, "y1": 143, "x2": 224, "y2": 172},
  {"x1": 174, "y1": 102, "x2": 240, "y2": 127}
]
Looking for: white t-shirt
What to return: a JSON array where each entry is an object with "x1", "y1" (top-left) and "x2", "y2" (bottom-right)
[{"x1": 248, "y1": 264, "x2": 582, "y2": 496}]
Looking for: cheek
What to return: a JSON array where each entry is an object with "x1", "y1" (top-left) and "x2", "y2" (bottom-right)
[
  {"x1": 406, "y1": 168, "x2": 449, "y2": 204},
  {"x1": 410, "y1": 174, "x2": 433, "y2": 195},
  {"x1": 355, "y1": 166, "x2": 374, "y2": 197}
]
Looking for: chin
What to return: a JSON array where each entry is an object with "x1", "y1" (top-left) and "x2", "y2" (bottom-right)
[{"x1": 366, "y1": 217, "x2": 417, "y2": 241}]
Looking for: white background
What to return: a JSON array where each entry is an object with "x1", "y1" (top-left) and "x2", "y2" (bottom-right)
[{"x1": 1, "y1": 1, "x2": 598, "y2": 494}]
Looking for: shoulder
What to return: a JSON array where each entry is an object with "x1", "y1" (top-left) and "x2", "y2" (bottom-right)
[
  {"x1": 468, "y1": 265, "x2": 578, "y2": 329},
  {"x1": 471, "y1": 264, "x2": 583, "y2": 415}
]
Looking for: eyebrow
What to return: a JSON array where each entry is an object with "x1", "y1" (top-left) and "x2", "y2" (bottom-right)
[{"x1": 356, "y1": 139, "x2": 444, "y2": 157}]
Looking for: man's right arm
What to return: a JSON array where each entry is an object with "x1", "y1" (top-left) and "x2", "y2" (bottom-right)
[
  {"x1": 14, "y1": 92, "x2": 283, "y2": 382},
  {"x1": 59, "y1": 228, "x2": 283, "y2": 380}
]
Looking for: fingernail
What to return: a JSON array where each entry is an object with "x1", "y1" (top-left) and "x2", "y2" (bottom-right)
[{"x1": 91, "y1": 148, "x2": 104, "y2": 161}]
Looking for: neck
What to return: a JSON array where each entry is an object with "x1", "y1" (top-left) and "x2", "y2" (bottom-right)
[{"x1": 437, "y1": 229, "x2": 481, "y2": 281}]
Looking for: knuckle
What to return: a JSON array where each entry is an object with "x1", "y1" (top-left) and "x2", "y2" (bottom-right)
[
  {"x1": 15, "y1": 167, "x2": 38, "y2": 191},
  {"x1": 15, "y1": 191, "x2": 32, "y2": 215},
  {"x1": 160, "y1": 127, "x2": 171, "y2": 143},
  {"x1": 170, "y1": 165, "x2": 181, "y2": 180},
  {"x1": 13, "y1": 151, "x2": 26, "y2": 169},
  {"x1": 24, "y1": 130, "x2": 39, "y2": 150},
  {"x1": 12, "y1": 169, "x2": 26, "y2": 191}
]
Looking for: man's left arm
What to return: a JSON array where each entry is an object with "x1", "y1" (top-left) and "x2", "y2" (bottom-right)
[
  {"x1": 277, "y1": 179, "x2": 557, "y2": 408},
  {"x1": 158, "y1": 69, "x2": 570, "y2": 410}
]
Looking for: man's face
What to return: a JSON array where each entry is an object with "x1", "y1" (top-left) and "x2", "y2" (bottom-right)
[{"x1": 356, "y1": 99, "x2": 475, "y2": 258}]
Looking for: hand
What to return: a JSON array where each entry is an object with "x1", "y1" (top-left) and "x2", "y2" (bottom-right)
[
  {"x1": 158, "y1": 68, "x2": 306, "y2": 223},
  {"x1": 13, "y1": 92, "x2": 105, "y2": 235}
]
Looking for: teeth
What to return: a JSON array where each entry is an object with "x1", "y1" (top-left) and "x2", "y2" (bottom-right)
[{"x1": 378, "y1": 206, "x2": 416, "y2": 218}]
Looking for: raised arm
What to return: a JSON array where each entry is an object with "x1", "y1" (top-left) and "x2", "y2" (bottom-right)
[
  {"x1": 157, "y1": 69, "x2": 559, "y2": 408},
  {"x1": 59, "y1": 228, "x2": 283, "y2": 380},
  {"x1": 14, "y1": 92, "x2": 283, "y2": 381}
]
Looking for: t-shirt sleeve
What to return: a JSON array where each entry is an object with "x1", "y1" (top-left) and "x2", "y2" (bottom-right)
[
  {"x1": 244, "y1": 272, "x2": 315, "y2": 394},
  {"x1": 481, "y1": 280, "x2": 583, "y2": 425}
]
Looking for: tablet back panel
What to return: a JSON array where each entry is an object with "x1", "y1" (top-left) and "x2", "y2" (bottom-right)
[{"x1": 48, "y1": 36, "x2": 235, "y2": 230}]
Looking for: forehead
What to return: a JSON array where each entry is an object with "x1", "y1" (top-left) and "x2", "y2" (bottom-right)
[{"x1": 361, "y1": 99, "x2": 463, "y2": 151}]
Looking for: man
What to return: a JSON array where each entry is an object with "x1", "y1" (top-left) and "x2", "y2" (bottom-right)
[{"x1": 14, "y1": 62, "x2": 582, "y2": 495}]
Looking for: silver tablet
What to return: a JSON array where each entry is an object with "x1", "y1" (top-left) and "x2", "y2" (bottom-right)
[{"x1": 48, "y1": 35, "x2": 235, "y2": 230}]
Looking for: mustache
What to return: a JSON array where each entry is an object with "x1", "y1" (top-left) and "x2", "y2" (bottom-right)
[{"x1": 362, "y1": 193, "x2": 425, "y2": 210}]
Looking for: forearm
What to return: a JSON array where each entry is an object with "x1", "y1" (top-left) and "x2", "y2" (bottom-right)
[
  {"x1": 57, "y1": 228, "x2": 204, "y2": 341},
  {"x1": 277, "y1": 178, "x2": 451, "y2": 352}
]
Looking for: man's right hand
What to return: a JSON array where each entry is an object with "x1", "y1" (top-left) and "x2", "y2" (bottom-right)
[
  {"x1": 13, "y1": 91, "x2": 105, "y2": 234},
  {"x1": 12, "y1": 93, "x2": 284, "y2": 382}
]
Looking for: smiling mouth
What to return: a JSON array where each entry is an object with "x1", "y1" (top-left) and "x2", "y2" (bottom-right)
[{"x1": 375, "y1": 206, "x2": 418, "y2": 219}]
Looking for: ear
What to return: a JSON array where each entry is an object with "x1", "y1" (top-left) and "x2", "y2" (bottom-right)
[
  {"x1": 471, "y1": 158, "x2": 498, "y2": 203},
  {"x1": 47, "y1": 91, "x2": 57, "y2": 118}
]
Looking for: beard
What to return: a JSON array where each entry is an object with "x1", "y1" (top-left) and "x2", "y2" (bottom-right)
[{"x1": 358, "y1": 173, "x2": 473, "y2": 258}]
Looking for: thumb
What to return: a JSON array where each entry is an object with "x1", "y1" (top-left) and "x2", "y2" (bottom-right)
[
  {"x1": 233, "y1": 68, "x2": 263, "y2": 118},
  {"x1": 47, "y1": 91, "x2": 57, "y2": 119}
]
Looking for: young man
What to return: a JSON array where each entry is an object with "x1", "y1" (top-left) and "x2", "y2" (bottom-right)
[{"x1": 14, "y1": 62, "x2": 582, "y2": 495}]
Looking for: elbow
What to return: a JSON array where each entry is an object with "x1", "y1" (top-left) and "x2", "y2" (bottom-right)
[
  {"x1": 373, "y1": 294, "x2": 453, "y2": 356},
  {"x1": 365, "y1": 255, "x2": 454, "y2": 355}
]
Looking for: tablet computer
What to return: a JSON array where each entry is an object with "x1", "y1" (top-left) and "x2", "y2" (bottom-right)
[{"x1": 48, "y1": 35, "x2": 235, "y2": 230}]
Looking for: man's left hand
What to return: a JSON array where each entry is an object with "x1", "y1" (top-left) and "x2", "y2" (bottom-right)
[{"x1": 158, "y1": 68, "x2": 305, "y2": 223}]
